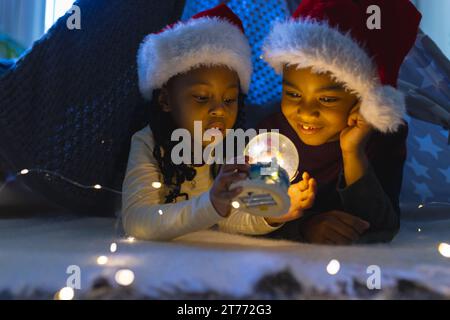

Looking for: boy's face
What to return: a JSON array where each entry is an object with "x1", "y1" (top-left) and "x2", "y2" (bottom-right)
[
  {"x1": 161, "y1": 65, "x2": 240, "y2": 147},
  {"x1": 281, "y1": 66, "x2": 358, "y2": 146}
]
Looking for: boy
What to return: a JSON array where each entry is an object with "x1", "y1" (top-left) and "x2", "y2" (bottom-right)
[{"x1": 258, "y1": 0, "x2": 421, "y2": 244}]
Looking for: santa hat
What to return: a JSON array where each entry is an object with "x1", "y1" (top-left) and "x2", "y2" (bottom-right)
[
  {"x1": 137, "y1": 4, "x2": 252, "y2": 100},
  {"x1": 263, "y1": 0, "x2": 421, "y2": 133}
]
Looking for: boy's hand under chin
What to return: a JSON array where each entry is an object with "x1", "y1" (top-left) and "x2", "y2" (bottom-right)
[
  {"x1": 339, "y1": 103, "x2": 373, "y2": 155},
  {"x1": 264, "y1": 172, "x2": 317, "y2": 226},
  {"x1": 339, "y1": 103, "x2": 374, "y2": 187}
]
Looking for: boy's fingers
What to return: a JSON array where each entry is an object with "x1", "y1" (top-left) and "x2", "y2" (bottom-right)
[
  {"x1": 346, "y1": 110, "x2": 360, "y2": 127},
  {"x1": 330, "y1": 211, "x2": 370, "y2": 233},
  {"x1": 328, "y1": 220, "x2": 360, "y2": 241},
  {"x1": 326, "y1": 228, "x2": 353, "y2": 245},
  {"x1": 300, "y1": 191, "x2": 314, "y2": 201},
  {"x1": 300, "y1": 196, "x2": 314, "y2": 210},
  {"x1": 309, "y1": 178, "x2": 317, "y2": 193},
  {"x1": 298, "y1": 180, "x2": 308, "y2": 192},
  {"x1": 288, "y1": 182, "x2": 302, "y2": 194},
  {"x1": 302, "y1": 172, "x2": 310, "y2": 181}
]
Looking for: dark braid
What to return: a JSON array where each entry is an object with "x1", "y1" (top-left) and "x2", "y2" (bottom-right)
[{"x1": 148, "y1": 90, "x2": 246, "y2": 203}]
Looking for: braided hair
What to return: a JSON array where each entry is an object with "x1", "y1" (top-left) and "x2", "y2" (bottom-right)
[{"x1": 148, "y1": 89, "x2": 246, "y2": 203}]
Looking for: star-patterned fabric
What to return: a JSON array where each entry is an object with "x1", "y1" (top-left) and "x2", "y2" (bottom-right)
[
  {"x1": 399, "y1": 30, "x2": 450, "y2": 206},
  {"x1": 401, "y1": 115, "x2": 450, "y2": 204}
]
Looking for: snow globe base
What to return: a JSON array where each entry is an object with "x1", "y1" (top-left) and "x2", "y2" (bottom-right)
[{"x1": 230, "y1": 162, "x2": 291, "y2": 217}]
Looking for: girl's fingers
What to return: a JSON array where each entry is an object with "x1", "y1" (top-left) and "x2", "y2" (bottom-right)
[
  {"x1": 222, "y1": 186, "x2": 243, "y2": 200},
  {"x1": 219, "y1": 171, "x2": 248, "y2": 187},
  {"x1": 222, "y1": 163, "x2": 250, "y2": 173}
]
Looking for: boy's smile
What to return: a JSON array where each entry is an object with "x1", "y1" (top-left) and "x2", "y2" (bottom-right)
[
  {"x1": 297, "y1": 121, "x2": 324, "y2": 135},
  {"x1": 281, "y1": 66, "x2": 359, "y2": 146}
]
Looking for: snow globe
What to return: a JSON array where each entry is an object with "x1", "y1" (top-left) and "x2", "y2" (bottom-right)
[{"x1": 231, "y1": 132, "x2": 299, "y2": 217}]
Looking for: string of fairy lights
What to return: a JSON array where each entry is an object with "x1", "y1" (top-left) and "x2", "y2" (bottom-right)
[{"x1": 0, "y1": 167, "x2": 448, "y2": 299}]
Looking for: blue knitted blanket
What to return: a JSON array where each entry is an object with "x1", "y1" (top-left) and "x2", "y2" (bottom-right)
[{"x1": 0, "y1": 0, "x2": 185, "y2": 215}]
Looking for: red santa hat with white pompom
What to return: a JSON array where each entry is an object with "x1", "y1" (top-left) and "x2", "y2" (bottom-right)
[
  {"x1": 137, "y1": 4, "x2": 252, "y2": 101},
  {"x1": 263, "y1": 0, "x2": 421, "y2": 133}
]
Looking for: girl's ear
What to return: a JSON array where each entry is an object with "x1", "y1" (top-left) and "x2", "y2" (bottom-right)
[{"x1": 158, "y1": 87, "x2": 171, "y2": 112}]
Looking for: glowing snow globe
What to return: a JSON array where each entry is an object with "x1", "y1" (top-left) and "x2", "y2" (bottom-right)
[{"x1": 231, "y1": 132, "x2": 299, "y2": 217}]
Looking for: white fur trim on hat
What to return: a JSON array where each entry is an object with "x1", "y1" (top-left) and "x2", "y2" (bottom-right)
[
  {"x1": 263, "y1": 19, "x2": 405, "y2": 133},
  {"x1": 138, "y1": 17, "x2": 252, "y2": 100}
]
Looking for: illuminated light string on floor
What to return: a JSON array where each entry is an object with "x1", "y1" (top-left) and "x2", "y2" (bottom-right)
[
  {"x1": 2, "y1": 167, "x2": 153, "y2": 295},
  {"x1": 3, "y1": 167, "x2": 449, "y2": 218},
  {"x1": 2, "y1": 167, "x2": 449, "y2": 299},
  {"x1": 4, "y1": 167, "x2": 450, "y2": 238},
  {"x1": 0, "y1": 168, "x2": 163, "y2": 211}
]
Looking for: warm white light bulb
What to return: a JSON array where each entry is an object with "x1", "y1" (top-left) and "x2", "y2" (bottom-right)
[
  {"x1": 94, "y1": 184, "x2": 102, "y2": 189},
  {"x1": 152, "y1": 182, "x2": 162, "y2": 189},
  {"x1": 326, "y1": 259, "x2": 340, "y2": 275},
  {"x1": 418, "y1": 204, "x2": 424, "y2": 209},
  {"x1": 231, "y1": 201, "x2": 240, "y2": 209},
  {"x1": 438, "y1": 243, "x2": 450, "y2": 258},
  {"x1": 158, "y1": 209, "x2": 164, "y2": 215},
  {"x1": 115, "y1": 269, "x2": 135, "y2": 286},
  {"x1": 20, "y1": 169, "x2": 29, "y2": 175},
  {"x1": 127, "y1": 236, "x2": 135, "y2": 243},
  {"x1": 110, "y1": 243, "x2": 117, "y2": 253},
  {"x1": 56, "y1": 287, "x2": 74, "y2": 300},
  {"x1": 96, "y1": 255, "x2": 108, "y2": 265}
]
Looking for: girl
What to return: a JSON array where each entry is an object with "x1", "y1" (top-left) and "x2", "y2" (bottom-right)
[
  {"x1": 258, "y1": 0, "x2": 421, "y2": 244},
  {"x1": 121, "y1": 4, "x2": 316, "y2": 241}
]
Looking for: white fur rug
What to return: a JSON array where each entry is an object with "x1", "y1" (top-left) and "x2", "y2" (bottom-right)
[{"x1": 0, "y1": 206, "x2": 449, "y2": 299}]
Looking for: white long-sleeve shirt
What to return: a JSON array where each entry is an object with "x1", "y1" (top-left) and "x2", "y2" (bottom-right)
[{"x1": 121, "y1": 126, "x2": 284, "y2": 241}]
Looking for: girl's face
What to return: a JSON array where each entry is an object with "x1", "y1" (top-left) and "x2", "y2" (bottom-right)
[
  {"x1": 281, "y1": 66, "x2": 358, "y2": 146},
  {"x1": 160, "y1": 65, "x2": 240, "y2": 147}
]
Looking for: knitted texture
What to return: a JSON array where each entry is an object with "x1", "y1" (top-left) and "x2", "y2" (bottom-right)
[{"x1": 0, "y1": 0, "x2": 186, "y2": 215}]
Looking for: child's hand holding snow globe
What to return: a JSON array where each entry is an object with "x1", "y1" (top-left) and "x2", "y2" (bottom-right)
[{"x1": 230, "y1": 132, "x2": 317, "y2": 224}]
